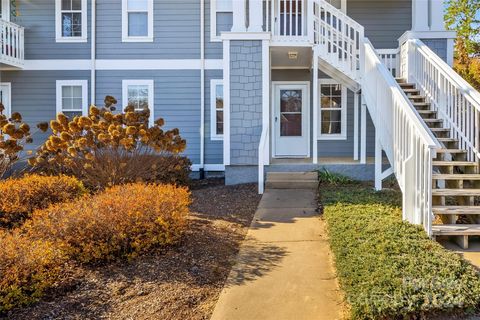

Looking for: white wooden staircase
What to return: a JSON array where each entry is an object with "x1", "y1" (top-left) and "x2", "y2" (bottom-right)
[{"x1": 398, "y1": 80, "x2": 480, "y2": 249}]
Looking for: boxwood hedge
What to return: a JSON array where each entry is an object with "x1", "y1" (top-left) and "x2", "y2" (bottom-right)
[{"x1": 321, "y1": 182, "x2": 480, "y2": 320}]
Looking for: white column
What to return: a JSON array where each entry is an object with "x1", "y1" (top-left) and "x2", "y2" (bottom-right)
[
  {"x1": 249, "y1": 0, "x2": 264, "y2": 32},
  {"x1": 375, "y1": 130, "x2": 382, "y2": 191},
  {"x1": 262, "y1": 39, "x2": 270, "y2": 164},
  {"x1": 360, "y1": 101, "x2": 367, "y2": 164},
  {"x1": 312, "y1": 51, "x2": 319, "y2": 164},
  {"x1": 232, "y1": 0, "x2": 247, "y2": 32},
  {"x1": 223, "y1": 39, "x2": 231, "y2": 165},
  {"x1": 412, "y1": 0, "x2": 429, "y2": 31},
  {"x1": 353, "y1": 91, "x2": 359, "y2": 160}
]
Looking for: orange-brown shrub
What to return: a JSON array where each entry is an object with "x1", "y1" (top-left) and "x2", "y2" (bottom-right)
[
  {"x1": 29, "y1": 96, "x2": 188, "y2": 190},
  {"x1": 0, "y1": 174, "x2": 86, "y2": 228},
  {"x1": 25, "y1": 183, "x2": 190, "y2": 263},
  {"x1": 0, "y1": 230, "x2": 65, "y2": 313}
]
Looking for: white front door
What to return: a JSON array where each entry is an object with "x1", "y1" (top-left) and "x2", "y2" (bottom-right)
[
  {"x1": 273, "y1": 83, "x2": 310, "y2": 157},
  {"x1": 0, "y1": 83, "x2": 11, "y2": 117}
]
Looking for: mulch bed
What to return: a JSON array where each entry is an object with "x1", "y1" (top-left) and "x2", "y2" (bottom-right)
[{"x1": 5, "y1": 179, "x2": 261, "y2": 320}]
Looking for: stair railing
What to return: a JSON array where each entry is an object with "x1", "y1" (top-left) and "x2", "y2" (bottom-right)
[
  {"x1": 312, "y1": 0, "x2": 364, "y2": 82},
  {"x1": 401, "y1": 38, "x2": 480, "y2": 164},
  {"x1": 363, "y1": 38, "x2": 440, "y2": 235},
  {"x1": 0, "y1": 19, "x2": 24, "y2": 68}
]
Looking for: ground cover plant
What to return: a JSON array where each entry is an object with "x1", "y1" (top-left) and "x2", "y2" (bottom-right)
[
  {"x1": 0, "y1": 174, "x2": 86, "y2": 228},
  {"x1": 29, "y1": 96, "x2": 189, "y2": 190},
  {"x1": 321, "y1": 179, "x2": 480, "y2": 319}
]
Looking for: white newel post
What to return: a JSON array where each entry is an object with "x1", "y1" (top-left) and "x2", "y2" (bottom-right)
[
  {"x1": 232, "y1": 0, "x2": 247, "y2": 32},
  {"x1": 248, "y1": 0, "x2": 264, "y2": 32}
]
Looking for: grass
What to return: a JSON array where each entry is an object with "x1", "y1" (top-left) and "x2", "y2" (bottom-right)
[{"x1": 321, "y1": 178, "x2": 480, "y2": 320}]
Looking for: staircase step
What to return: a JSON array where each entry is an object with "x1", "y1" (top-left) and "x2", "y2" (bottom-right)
[
  {"x1": 432, "y1": 224, "x2": 480, "y2": 236},
  {"x1": 416, "y1": 110, "x2": 437, "y2": 115},
  {"x1": 430, "y1": 128, "x2": 451, "y2": 133},
  {"x1": 395, "y1": 78, "x2": 407, "y2": 83},
  {"x1": 404, "y1": 89, "x2": 421, "y2": 94},
  {"x1": 432, "y1": 189, "x2": 480, "y2": 196},
  {"x1": 433, "y1": 206, "x2": 480, "y2": 215},
  {"x1": 423, "y1": 118, "x2": 444, "y2": 125},
  {"x1": 433, "y1": 173, "x2": 480, "y2": 180},
  {"x1": 399, "y1": 83, "x2": 416, "y2": 89},
  {"x1": 433, "y1": 161, "x2": 478, "y2": 167},
  {"x1": 412, "y1": 102, "x2": 431, "y2": 107},
  {"x1": 437, "y1": 138, "x2": 458, "y2": 143},
  {"x1": 408, "y1": 95, "x2": 426, "y2": 100},
  {"x1": 266, "y1": 171, "x2": 318, "y2": 181},
  {"x1": 436, "y1": 149, "x2": 467, "y2": 154},
  {"x1": 265, "y1": 180, "x2": 319, "y2": 190}
]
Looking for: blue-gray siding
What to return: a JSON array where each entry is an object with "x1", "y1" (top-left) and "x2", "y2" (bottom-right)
[
  {"x1": 421, "y1": 39, "x2": 448, "y2": 62},
  {"x1": 0, "y1": 70, "x2": 91, "y2": 151},
  {"x1": 15, "y1": 0, "x2": 91, "y2": 59},
  {"x1": 348, "y1": 0, "x2": 412, "y2": 48},
  {"x1": 271, "y1": 69, "x2": 375, "y2": 158},
  {"x1": 95, "y1": 70, "x2": 201, "y2": 163}
]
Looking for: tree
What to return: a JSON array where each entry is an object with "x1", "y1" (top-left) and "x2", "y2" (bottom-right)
[{"x1": 445, "y1": 0, "x2": 480, "y2": 89}]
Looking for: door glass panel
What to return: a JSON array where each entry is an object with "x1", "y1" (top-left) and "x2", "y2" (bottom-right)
[{"x1": 280, "y1": 89, "x2": 302, "y2": 136}]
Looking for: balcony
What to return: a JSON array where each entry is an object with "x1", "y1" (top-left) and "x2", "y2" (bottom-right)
[{"x1": 1, "y1": 19, "x2": 24, "y2": 68}]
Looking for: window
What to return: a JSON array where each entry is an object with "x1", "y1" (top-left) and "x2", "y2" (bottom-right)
[
  {"x1": 122, "y1": 80, "x2": 154, "y2": 126},
  {"x1": 56, "y1": 80, "x2": 88, "y2": 118},
  {"x1": 210, "y1": 79, "x2": 224, "y2": 140},
  {"x1": 55, "y1": 0, "x2": 87, "y2": 42},
  {"x1": 210, "y1": 0, "x2": 232, "y2": 41},
  {"x1": 318, "y1": 80, "x2": 347, "y2": 140},
  {"x1": 122, "y1": 0, "x2": 153, "y2": 42}
]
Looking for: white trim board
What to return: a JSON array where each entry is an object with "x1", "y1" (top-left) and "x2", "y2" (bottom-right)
[
  {"x1": 122, "y1": 79, "x2": 155, "y2": 126},
  {"x1": 0, "y1": 83, "x2": 12, "y2": 118},
  {"x1": 55, "y1": 0, "x2": 88, "y2": 43},
  {"x1": 55, "y1": 80, "x2": 89, "y2": 116},
  {"x1": 0, "y1": 59, "x2": 224, "y2": 71}
]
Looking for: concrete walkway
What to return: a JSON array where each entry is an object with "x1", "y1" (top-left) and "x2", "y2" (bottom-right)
[{"x1": 210, "y1": 189, "x2": 345, "y2": 320}]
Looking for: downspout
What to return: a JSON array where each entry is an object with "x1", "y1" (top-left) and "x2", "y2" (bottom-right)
[
  {"x1": 90, "y1": 0, "x2": 96, "y2": 106},
  {"x1": 200, "y1": 0, "x2": 205, "y2": 178}
]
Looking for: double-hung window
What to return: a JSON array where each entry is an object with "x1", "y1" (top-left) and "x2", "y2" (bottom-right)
[
  {"x1": 210, "y1": 0, "x2": 232, "y2": 41},
  {"x1": 210, "y1": 79, "x2": 224, "y2": 140},
  {"x1": 122, "y1": 80, "x2": 154, "y2": 126},
  {"x1": 55, "y1": 0, "x2": 87, "y2": 42},
  {"x1": 56, "y1": 80, "x2": 88, "y2": 118},
  {"x1": 122, "y1": 0, "x2": 154, "y2": 42},
  {"x1": 318, "y1": 80, "x2": 347, "y2": 140}
]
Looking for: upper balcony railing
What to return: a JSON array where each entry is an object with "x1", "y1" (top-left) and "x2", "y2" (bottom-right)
[{"x1": 1, "y1": 19, "x2": 24, "y2": 68}]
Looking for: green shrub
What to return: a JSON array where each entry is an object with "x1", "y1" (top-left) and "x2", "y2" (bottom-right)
[
  {"x1": 0, "y1": 174, "x2": 86, "y2": 228},
  {"x1": 24, "y1": 183, "x2": 190, "y2": 263},
  {"x1": 322, "y1": 183, "x2": 480, "y2": 319},
  {"x1": 318, "y1": 169, "x2": 351, "y2": 185},
  {"x1": 0, "y1": 230, "x2": 65, "y2": 314}
]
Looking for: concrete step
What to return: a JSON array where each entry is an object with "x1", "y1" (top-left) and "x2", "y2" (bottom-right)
[
  {"x1": 433, "y1": 173, "x2": 480, "y2": 180},
  {"x1": 432, "y1": 188, "x2": 480, "y2": 196},
  {"x1": 433, "y1": 206, "x2": 480, "y2": 215},
  {"x1": 265, "y1": 180, "x2": 319, "y2": 190},
  {"x1": 266, "y1": 171, "x2": 318, "y2": 181}
]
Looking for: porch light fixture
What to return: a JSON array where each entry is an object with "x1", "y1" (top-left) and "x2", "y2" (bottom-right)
[{"x1": 288, "y1": 51, "x2": 298, "y2": 60}]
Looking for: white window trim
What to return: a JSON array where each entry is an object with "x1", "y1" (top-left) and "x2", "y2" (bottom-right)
[
  {"x1": 210, "y1": 79, "x2": 224, "y2": 140},
  {"x1": 210, "y1": 0, "x2": 232, "y2": 42},
  {"x1": 55, "y1": 0, "x2": 88, "y2": 43},
  {"x1": 122, "y1": 0, "x2": 154, "y2": 43},
  {"x1": 56, "y1": 80, "x2": 89, "y2": 116},
  {"x1": 0, "y1": 82, "x2": 12, "y2": 118},
  {"x1": 1, "y1": 0, "x2": 10, "y2": 22},
  {"x1": 122, "y1": 79, "x2": 154, "y2": 126},
  {"x1": 317, "y1": 79, "x2": 347, "y2": 141}
]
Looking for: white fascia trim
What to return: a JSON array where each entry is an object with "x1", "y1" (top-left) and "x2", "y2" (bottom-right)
[
  {"x1": 0, "y1": 82, "x2": 12, "y2": 118},
  {"x1": 210, "y1": 79, "x2": 224, "y2": 140},
  {"x1": 191, "y1": 164, "x2": 225, "y2": 171},
  {"x1": 221, "y1": 32, "x2": 271, "y2": 40},
  {"x1": 55, "y1": 80, "x2": 89, "y2": 116},
  {"x1": 317, "y1": 79, "x2": 347, "y2": 141},
  {"x1": 0, "y1": 60, "x2": 224, "y2": 71},
  {"x1": 398, "y1": 30, "x2": 457, "y2": 44},
  {"x1": 121, "y1": 0, "x2": 154, "y2": 43},
  {"x1": 122, "y1": 79, "x2": 155, "y2": 126},
  {"x1": 55, "y1": 0, "x2": 88, "y2": 43}
]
